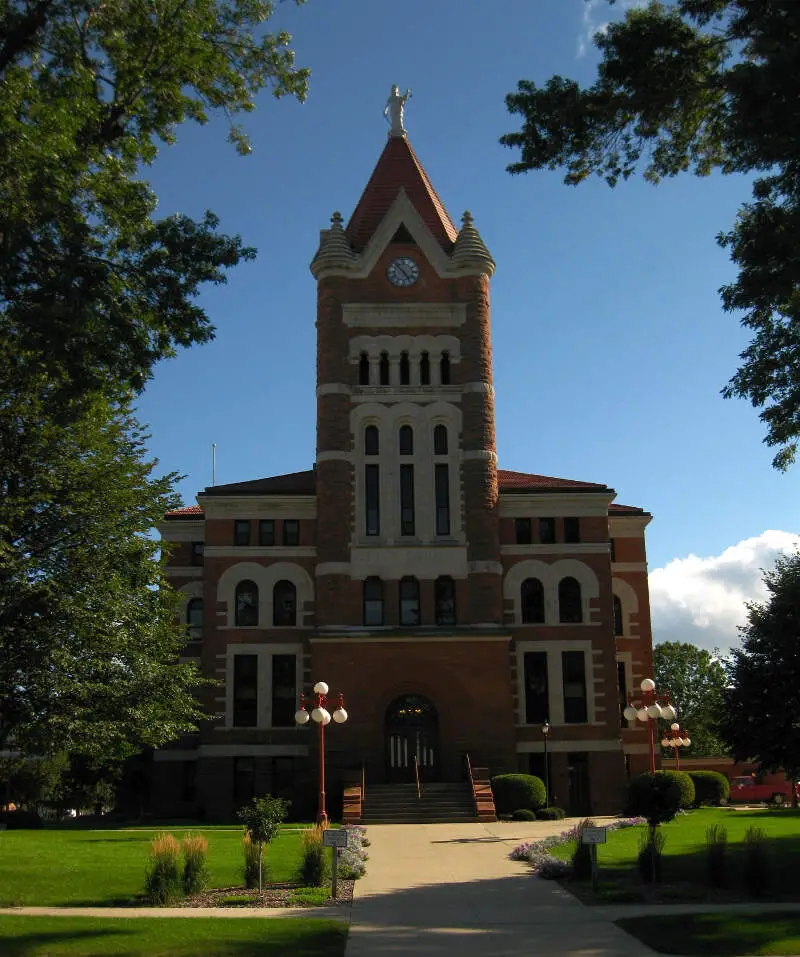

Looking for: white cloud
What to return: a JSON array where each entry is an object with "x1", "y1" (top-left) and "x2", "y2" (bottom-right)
[
  {"x1": 648, "y1": 531, "x2": 800, "y2": 654},
  {"x1": 577, "y1": 0, "x2": 646, "y2": 58}
]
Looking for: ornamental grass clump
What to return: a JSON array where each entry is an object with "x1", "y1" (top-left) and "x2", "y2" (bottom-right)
[
  {"x1": 242, "y1": 832, "x2": 261, "y2": 889},
  {"x1": 571, "y1": 818, "x2": 596, "y2": 881},
  {"x1": 181, "y1": 833, "x2": 209, "y2": 896},
  {"x1": 705, "y1": 823, "x2": 728, "y2": 888},
  {"x1": 144, "y1": 833, "x2": 183, "y2": 906},
  {"x1": 637, "y1": 827, "x2": 666, "y2": 884},
  {"x1": 743, "y1": 826, "x2": 769, "y2": 897},
  {"x1": 300, "y1": 827, "x2": 329, "y2": 887}
]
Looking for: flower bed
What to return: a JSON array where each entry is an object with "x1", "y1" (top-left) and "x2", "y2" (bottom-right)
[{"x1": 510, "y1": 818, "x2": 647, "y2": 874}]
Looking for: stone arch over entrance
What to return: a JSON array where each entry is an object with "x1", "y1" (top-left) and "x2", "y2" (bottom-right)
[{"x1": 385, "y1": 694, "x2": 439, "y2": 783}]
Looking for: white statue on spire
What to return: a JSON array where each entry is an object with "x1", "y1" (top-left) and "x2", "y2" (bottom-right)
[{"x1": 384, "y1": 85, "x2": 412, "y2": 137}]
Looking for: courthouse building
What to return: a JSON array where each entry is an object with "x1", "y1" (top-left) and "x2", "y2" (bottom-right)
[{"x1": 156, "y1": 99, "x2": 656, "y2": 819}]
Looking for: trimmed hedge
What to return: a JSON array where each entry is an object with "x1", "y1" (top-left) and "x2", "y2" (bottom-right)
[
  {"x1": 659, "y1": 770, "x2": 695, "y2": 808},
  {"x1": 511, "y1": 808, "x2": 537, "y2": 821},
  {"x1": 624, "y1": 772, "x2": 682, "y2": 824},
  {"x1": 689, "y1": 770, "x2": 730, "y2": 806},
  {"x1": 491, "y1": 774, "x2": 546, "y2": 814},
  {"x1": 536, "y1": 806, "x2": 566, "y2": 820}
]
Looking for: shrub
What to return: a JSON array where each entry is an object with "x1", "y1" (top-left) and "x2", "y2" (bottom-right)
[
  {"x1": 491, "y1": 774, "x2": 546, "y2": 814},
  {"x1": 658, "y1": 770, "x2": 695, "y2": 808},
  {"x1": 144, "y1": 833, "x2": 183, "y2": 906},
  {"x1": 743, "y1": 826, "x2": 769, "y2": 897},
  {"x1": 0, "y1": 810, "x2": 42, "y2": 829},
  {"x1": 512, "y1": 808, "x2": 537, "y2": 821},
  {"x1": 337, "y1": 825, "x2": 369, "y2": 880},
  {"x1": 242, "y1": 832, "x2": 260, "y2": 889},
  {"x1": 536, "y1": 806, "x2": 566, "y2": 820},
  {"x1": 689, "y1": 770, "x2": 730, "y2": 806},
  {"x1": 300, "y1": 827, "x2": 330, "y2": 887},
  {"x1": 637, "y1": 827, "x2": 666, "y2": 884},
  {"x1": 571, "y1": 818, "x2": 596, "y2": 881},
  {"x1": 624, "y1": 772, "x2": 682, "y2": 826},
  {"x1": 705, "y1": 823, "x2": 728, "y2": 888},
  {"x1": 537, "y1": 855, "x2": 571, "y2": 880},
  {"x1": 181, "y1": 833, "x2": 208, "y2": 896}
]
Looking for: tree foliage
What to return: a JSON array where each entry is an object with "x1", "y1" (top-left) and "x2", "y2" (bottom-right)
[
  {"x1": 237, "y1": 795, "x2": 289, "y2": 892},
  {"x1": 654, "y1": 640, "x2": 728, "y2": 756},
  {"x1": 502, "y1": 0, "x2": 800, "y2": 469},
  {"x1": 718, "y1": 552, "x2": 800, "y2": 783}
]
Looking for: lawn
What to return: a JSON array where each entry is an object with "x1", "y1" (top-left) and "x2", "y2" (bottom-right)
[
  {"x1": 0, "y1": 828, "x2": 307, "y2": 906},
  {"x1": 617, "y1": 912, "x2": 800, "y2": 956},
  {"x1": 0, "y1": 916, "x2": 348, "y2": 957}
]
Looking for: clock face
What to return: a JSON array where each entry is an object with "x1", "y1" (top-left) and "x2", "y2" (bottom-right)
[{"x1": 387, "y1": 256, "x2": 419, "y2": 287}]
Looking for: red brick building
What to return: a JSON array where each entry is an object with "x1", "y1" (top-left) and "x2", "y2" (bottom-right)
[{"x1": 157, "y1": 124, "x2": 656, "y2": 819}]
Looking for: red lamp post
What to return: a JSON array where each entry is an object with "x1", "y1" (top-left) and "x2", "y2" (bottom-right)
[
  {"x1": 661, "y1": 723, "x2": 691, "y2": 771},
  {"x1": 622, "y1": 678, "x2": 677, "y2": 774},
  {"x1": 294, "y1": 681, "x2": 348, "y2": 827}
]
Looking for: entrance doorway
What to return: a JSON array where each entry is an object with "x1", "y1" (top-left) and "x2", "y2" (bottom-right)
[
  {"x1": 385, "y1": 694, "x2": 438, "y2": 783},
  {"x1": 567, "y1": 752, "x2": 591, "y2": 815}
]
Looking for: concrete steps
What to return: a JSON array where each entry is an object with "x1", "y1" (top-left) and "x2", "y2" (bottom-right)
[{"x1": 361, "y1": 782, "x2": 479, "y2": 824}]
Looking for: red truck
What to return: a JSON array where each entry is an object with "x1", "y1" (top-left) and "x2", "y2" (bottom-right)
[{"x1": 729, "y1": 775, "x2": 800, "y2": 806}]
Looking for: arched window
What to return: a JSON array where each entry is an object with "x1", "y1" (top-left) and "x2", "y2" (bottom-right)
[
  {"x1": 435, "y1": 576, "x2": 456, "y2": 626},
  {"x1": 273, "y1": 580, "x2": 297, "y2": 627},
  {"x1": 358, "y1": 352, "x2": 370, "y2": 386},
  {"x1": 235, "y1": 580, "x2": 259, "y2": 627},
  {"x1": 559, "y1": 577, "x2": 583, "y2": 624},
  {"x1": 433, "y1": 425, "x2": 448, "y2": 455},
  {"x1": 613, "y1": 595, "x2": 624, "y2": 636},
  {"x1": 379, "y1": 352, "x2": 390, "y2": 386},
  {"x1": 400, "y1": 351, "x2": 410, "y2": 385},
  {"x1": 521, "y1": 578, "x2": 545, "y2": 624},
  {"x1": 440, "y1": 351, "x2": 451, "y2": 385},
  {"x1": 364, "y1": 425, "x2": 379, "y2": 456},
  {"x1": 399, "y1": 577, "x2": 420, "y2": 626},
  {"x1": 399, "y1": 425, "x2": 413, "y2": 455},
  {"x1": 363, "y1": 577, "x2": 384, "y2": 626},
  {"x1": 187, "y1": 598, "x2": 203, "y2": 639},
  {"x1": 420, "y1": 351, "x2": 430, "y2": 385}
]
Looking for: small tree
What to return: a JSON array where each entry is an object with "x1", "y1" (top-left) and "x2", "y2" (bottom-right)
[
  {"x1": 237, "y1": 795, "x2": 289, "y2": 893},
  {"x1": 625, "y1": 773, "x2": 682, "y2": 884}
]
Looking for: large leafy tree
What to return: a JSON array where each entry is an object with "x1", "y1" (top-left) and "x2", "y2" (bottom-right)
[
  {"x1": 501, "y1": 0, "x2": 800, "y2": 469},
  {"x1": 719, "y1": 552, "x2": 800, "y2": 789},
  {"x1": 653, "y1": 641, "x2": 728, "y2": 756}
]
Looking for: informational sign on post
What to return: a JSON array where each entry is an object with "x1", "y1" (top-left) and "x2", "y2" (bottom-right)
[
  {"x1": 581, "y1": 826, "x2": 606, "y2": 891},
  {"x1": 322, "y1": 828, "x2": 348, "y2": 899}
]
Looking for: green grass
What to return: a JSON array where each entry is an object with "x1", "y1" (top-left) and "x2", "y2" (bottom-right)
[
  {"x1": 0, "y1": 828, "x2": 306, "y2": 906},
  {"x1": 0, "y1": 916, "x2": 347, "y2": 957},
  {"x1": 617, "y1": 913, "x2": 800, "y2": 956}
]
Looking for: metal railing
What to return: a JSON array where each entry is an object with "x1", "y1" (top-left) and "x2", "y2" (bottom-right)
[
  {"x1": 414, "y1": 754, "x2": 421, "y2": 800},
  {"x1": 361, "y1": 762, "x2": 366, "y2": 804}
]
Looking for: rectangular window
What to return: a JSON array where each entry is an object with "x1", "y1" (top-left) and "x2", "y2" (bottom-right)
[
  {"x1": 609, "y1": 538, "x2": 616, "y2": 562},
  {"x1": 523, "y1": 652, "x2": 549, "y2": 724},
  {"x1": 515, "y1": 518, "x2": 532, "y2": 545},
  {"x1": 233, "y1": 756, "x2": 256, "y2": 804},
  {"x1": 365, "y1": 465, "x2": 380, "y2": 536},
  {"x1": 562, "y1": 651, "x2": 588, "y2": 724},
  {"x1": 435, "y1": 464, "x2": 450, "y2": 535},
  {"x1": 539, "y1": 517, "x2": 556, "y2": 545},
  {"x1": 283, "y1": 520, "x2": 300, "y2": 546},
  {"x1": 182, "y1": 761, "x2": 197, "y2": 803},
  {"x1": 190, "y1": 542, "x2": 204, "y2": 566},
  {"x1": 234, "y1": 520, "x2": 251, "y2": 546},
  {"x1": 617, "y1": 660, "x2": 628, "y2": 727},
  {"x1": 271, "y1": 654, "x2": 297, "y2": 728},
  {"x1": 564, "y1": 517, "x2": 581, "y2": 543},
  {"x1": 400, "y1": 465, "x2": 415, "y2": 536},
  {"x1": 233, "y1": 654, "x2": 258, "y2": 728},
  {"x1": 259, "y1": 519, "x2": 275, "y2": 546}
]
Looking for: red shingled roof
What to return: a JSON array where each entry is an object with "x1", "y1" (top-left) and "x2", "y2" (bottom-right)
[
  {"x1": 497, "y1": 469, "x2": 610, "y2": 493},
  {"x1": 346, "y1": 136, "x2": 458, "y2": 252},
  {"x1": 609, "y1": 503, "x2": 648, "y2": 515},
  {"x1": 163, "y1": 504, "x2": 204, "y2": 519}
]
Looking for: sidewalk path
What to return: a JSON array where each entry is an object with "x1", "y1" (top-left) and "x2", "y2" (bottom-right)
[{"x1": 344, "y1": 818, "x2": 658, "y2": 956}]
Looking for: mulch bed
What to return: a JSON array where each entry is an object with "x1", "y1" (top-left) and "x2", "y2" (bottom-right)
[{"x1": 181, "y1": 881, "x2": 355, "y2": 908}]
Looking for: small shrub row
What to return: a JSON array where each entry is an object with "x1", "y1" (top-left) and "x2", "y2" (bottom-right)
[
  {"x1": 144, "y1": 832, "x2": 208, "y2": 905},
  {"x1": 536, "y1": 806, "x2": 566, "y2": 820},
  {"x1": 491, "y1": 774, "x2": 546, "y2": 814}
]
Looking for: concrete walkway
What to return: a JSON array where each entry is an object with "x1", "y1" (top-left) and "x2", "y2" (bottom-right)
[{"x1": 344, "y1": 818, "x2": 658, "y2": 956}]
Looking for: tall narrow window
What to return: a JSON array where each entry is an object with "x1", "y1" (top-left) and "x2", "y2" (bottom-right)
[
  {"x1": 400, "y1": 351, "x2": 410, "y2": 385},
  {"x1": 364, "y1": 425, "x2": 379, "y2": 456},
  {"x1": 617, "y1": 660, "x2": 628, "y2": 727},
  {"x1": 433, "y1": 425, "x2": 448, "y2": 455},
  {"x1": 273, "y1": 580, "x2": 297, "y2": 626},
  {"x1": 283, "y1": 520, "x2": 299, "y2": 546},
  {"x1": 233, "y1": 655, "x2": 258, "y2": 727},
  {"x1": 365, "y1": 464, "x2": 380, "y2": 536},
  {"x1": 420, "y1": 351, "x2": 430, "y2": 385},
  {"x1": 234, "y1": 520, "x2": 251, "y2": 546},
  {"x1": 379, "y1": 351, "x2": 390, "y2": 385},
  {"x1": 259, "y1": 519, "x2": 275, "y2": 546},
  {"x1": 399, "y1": 425, "x2": 413, "y2": 455},
  {"x1": 272, "y1": 654, "x2": 297, "y2": 727},
  {"x1": 524, "y1": 652, "x2": 549, "y2": 724},
  {"x1": 435, "y1": 464, "x2": 450, "y2": 535},
  {"x1": 558, "y1": 577, "x2": 583, "y2": 623},
  {"x1": 515, "y1": 518, "x2": 532, "y2": 544},
  {"x1": 564, "y1": 517, "x2": 581, "y2": 543},
  {"x1": 521, "y1": 578, "x2": 545, "y2": 624},
  {"x1": 562, "y1": 651, "x2": 588, "y2": 723},
  {"x1": 363, "y1": 577, "x2": 384, "y2": 626},
  {"x1": 233, "y1": 756, "x2": 256, "y2": 802},
  {"x1": 359, "y1": 352, "x2": 370, "y2": 385},
  {"x1": 191, "y1": 542, "x2": 204, "y2": 566},
  {"x1": 400, "y1": 464, "x2": 415, "y2": 535},
  {"x1": 440, "y1": 351, "x2": 451, "y2": 385},
  {"x1": 187, "y1": 598, "x2": 203, "y2": 640},
  {"x1": 235, "y1": 580, "x2": 258, "y2": 626},
  {"x1": 399, "y1": 577, "x2": 420, "y2": 626},
  {"x1": 613, "y1": 595, "x2": 624, "y2": 636},
  {"x1": 539, "y1": 517, "x2": 556, "y2": 544},
  {"x1": 435, "y1": 576, "x2": 456, "y2": 625}
]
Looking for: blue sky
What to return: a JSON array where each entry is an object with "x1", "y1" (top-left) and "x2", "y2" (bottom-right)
[{"x1": 137, "y1": 0, "x2": 798, "y2": 651}]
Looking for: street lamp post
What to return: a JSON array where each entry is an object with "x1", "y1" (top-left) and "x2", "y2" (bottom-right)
[
  {"x1": 661, "y1": 723, "x2": 691, "y2": 771},
  {"x1": 541, "y1": 721, "x2": 551, "y2": 808},
  {"x1": 294, "y1": 681, "x2": 348, "y2": 827},
  {"x1": 622, "y1": 678, "x2": 677, "y2": 774}
]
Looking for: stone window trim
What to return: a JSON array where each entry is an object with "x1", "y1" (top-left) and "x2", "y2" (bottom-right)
[
  {"x1": 225, "y1": 642, "x2": 303, "y2": 730},
  {"x1": 616, "y1": 651, "x2": 634, "y2": 727},
  {"x1": 504, "y1": 558, "x2": 599, "y2": 626},
  {"x1": 515, "y1": 639, "x2": 598, "y2": 727},
  {"x1": 217, "y1": 561, "x2": 313, "y2": 630},
  {"x1": 611, "y1": 577, "x2": 639, "y2": 638}
]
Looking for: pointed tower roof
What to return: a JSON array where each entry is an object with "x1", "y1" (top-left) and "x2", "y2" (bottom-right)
[{"x1": 345, "y1": 136, "x2": 458, "y2": 253}]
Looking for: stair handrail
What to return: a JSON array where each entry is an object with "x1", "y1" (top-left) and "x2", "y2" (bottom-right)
[
  {"x1": 361, "y1": 762, "x2": 366, "y2": 805},
  {"x1": 414, "y1": 754, "x2": 421, "y2": 800}
]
